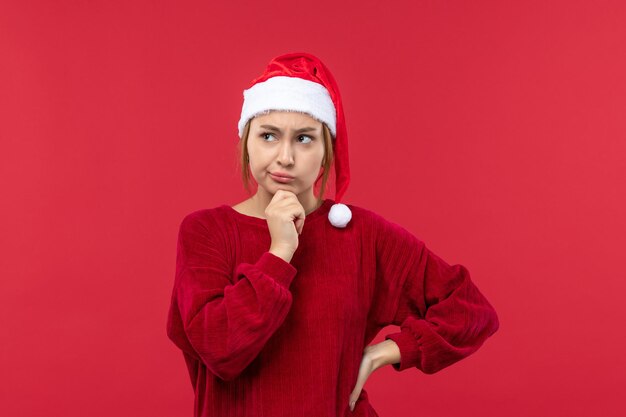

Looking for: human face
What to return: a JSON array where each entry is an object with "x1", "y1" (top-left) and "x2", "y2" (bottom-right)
[{"x1": 247, "y1": 110, "x2": 325, "y2": 200}]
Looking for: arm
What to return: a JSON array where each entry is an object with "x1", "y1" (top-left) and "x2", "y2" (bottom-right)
[
  {"x1": 370, "y1": 214, "x2": 499, "y2": 374},
  {"x1": 166, "y1": 212, "x2": 297, "y2": 381}
]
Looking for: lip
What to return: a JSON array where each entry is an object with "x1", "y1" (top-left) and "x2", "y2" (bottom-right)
[
  {"x1": 269, "y1": 172, "x2": 295, "y2": 183},
  {"x1": 270, "y1": 171, "x2": 295, "y2": 179}
]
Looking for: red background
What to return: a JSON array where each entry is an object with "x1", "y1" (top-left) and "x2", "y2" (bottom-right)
[{"x1": 1, "y1": 1, "x2": 625, "y2": 416}]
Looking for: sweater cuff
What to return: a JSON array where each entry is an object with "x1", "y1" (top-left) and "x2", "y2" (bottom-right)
[
  {"x1": 255, "y1": 251, "x2": 298, "y2": 289},
  {"x1": 385, "y1": 330, "x2": 423, "y2": 372}
]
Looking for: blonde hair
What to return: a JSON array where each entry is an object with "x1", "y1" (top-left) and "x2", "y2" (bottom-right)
[{"x1": 236, "y1": 118, "x2": 334, "y2": 207}]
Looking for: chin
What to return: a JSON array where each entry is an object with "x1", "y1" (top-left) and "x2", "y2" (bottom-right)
[{"x1": 274, "y1": 185, "x2": 296, "y2": 193}]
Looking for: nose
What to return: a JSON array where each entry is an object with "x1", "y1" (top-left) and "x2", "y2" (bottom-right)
[{"x1": 277, "y1": 140, "x2": 295, "y2": 166}]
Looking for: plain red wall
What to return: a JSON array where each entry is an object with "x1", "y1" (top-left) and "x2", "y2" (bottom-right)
[{"x1": 1, "y1": 1, "x2": 625, "y2": 416}]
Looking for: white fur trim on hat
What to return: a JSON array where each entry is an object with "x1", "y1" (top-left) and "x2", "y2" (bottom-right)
[
  {"x1": 238, "y1": 76, "x2": 337, "y2": 138},
  {"x1": 328, "y1": 203, "x2": 352, "y2": 228}
]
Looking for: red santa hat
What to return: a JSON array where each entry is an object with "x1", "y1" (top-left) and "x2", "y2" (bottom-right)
[{"x1": 237, "y1": 52, "x2": 352, "y2": 228}]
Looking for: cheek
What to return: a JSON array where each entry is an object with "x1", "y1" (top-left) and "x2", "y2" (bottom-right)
[
  {"x1": 304, "y1": 158, "x2": 324, "y2": 177},
  {"x1": 247, "y1": 144, "x2": 268, "y2": 167}
]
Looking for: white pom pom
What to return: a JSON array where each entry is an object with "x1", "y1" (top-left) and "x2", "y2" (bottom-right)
[{"x1": 328, "y1": 203, "x2": 352, "y2": 228}]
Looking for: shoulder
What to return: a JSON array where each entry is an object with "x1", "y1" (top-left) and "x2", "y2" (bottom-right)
[
  {"x1": 175, "y1": 207, "x2": 233, "y2": 266},
  {"x1": 342, "y1": 201, "x2": 378, "y2": 220},
  {"x1": 343, "y1": 201, "x2": 393, "y2": 230},
  {"x1": 346, "y1": 202, "x2": 425, "y2": 248},
  {"x1": 341, "y1": 202, "x2": 398, "y2": 240},
  {"x1": 178, "y1": 205, "x2": 230, "y2": 236}
]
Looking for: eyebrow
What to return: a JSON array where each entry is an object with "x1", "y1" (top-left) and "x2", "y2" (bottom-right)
[{"x1": 259, "y1": 124, "x2": 318, "y2": 134}]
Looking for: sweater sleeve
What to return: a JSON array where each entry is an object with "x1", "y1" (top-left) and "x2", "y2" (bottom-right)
[
  {"x1": 371, "y1": 214, "x2": 499, "y2": 374},
  {"x1": 166, "y1": 212, "x2": 298, "y2": 381}
]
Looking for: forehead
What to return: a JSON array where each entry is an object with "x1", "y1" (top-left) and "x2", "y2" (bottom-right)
[{"x1": 252, "y1": 110, "x2": 322, "y2": 128}]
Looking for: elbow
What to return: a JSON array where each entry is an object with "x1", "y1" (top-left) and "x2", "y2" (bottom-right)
[
  {"x1": 487, "y1": 304, "x2": 500, "y2": 337},
  {"x1": 472, "y1": 291, "x2": 500, "y2": 340},
  {"x1": 181, "y1": 330, "x2": 247, "y2": 381},
  {"x1": 472, "y1": 303, "x2": 500, "y2": 342},
  {"x1": 199, "y1": 354, "x2": 246, "y2": 382},
  {"x1": 181, "y1": 322, "x2": 247, "y2": 381},
  {"x1": 167, "y1": 320, "x2": 194, "y2": 355},
  {"x1": 166, "y1": 316, "x2": 183, "y2": 346},
  {"x1": 215, "y1": 369, "x2": 244, "y2": 382}
]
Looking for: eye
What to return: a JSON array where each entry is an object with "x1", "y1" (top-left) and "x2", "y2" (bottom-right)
[
  {"x1": 260, "y1": 132, "x2": 314, "y2": 144},
  {"x1": 260, "y1": 132, "x2": 276, "y2": 141}
]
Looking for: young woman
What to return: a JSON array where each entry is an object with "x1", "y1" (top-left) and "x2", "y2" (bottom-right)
[{"x1": 166, "y1": 52, "x2": 499, "y2": 417}]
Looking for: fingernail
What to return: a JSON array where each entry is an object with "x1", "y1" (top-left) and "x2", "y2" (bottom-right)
[{"x1": 350, "y1": 401, "x2": 355, "y2": 411}]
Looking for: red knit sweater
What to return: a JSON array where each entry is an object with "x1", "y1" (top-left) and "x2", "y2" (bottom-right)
[{"x1": 166, "y1": 198, "x2": 499, "y2": 417}]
